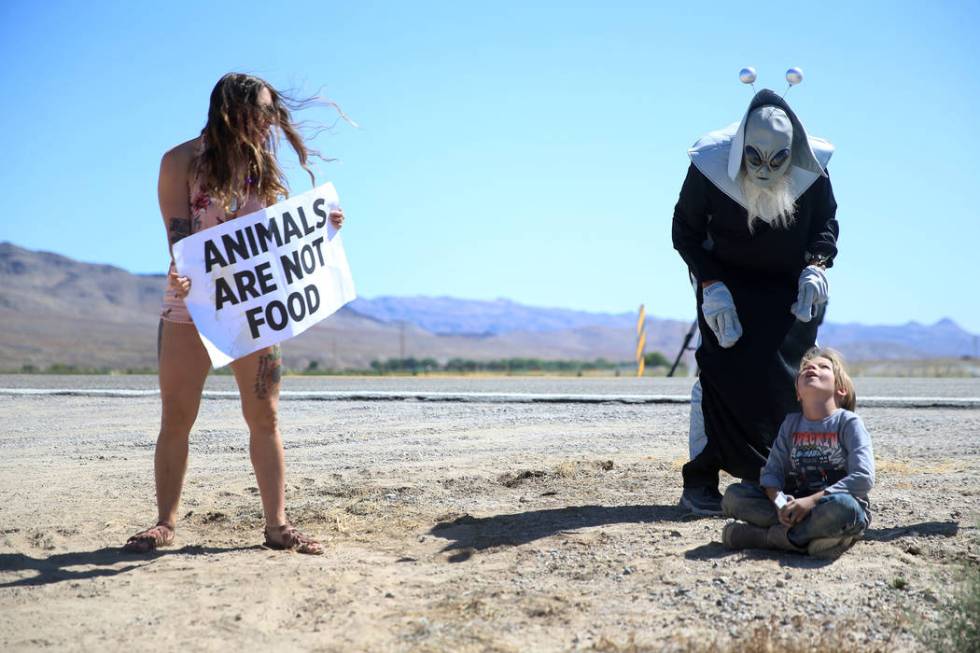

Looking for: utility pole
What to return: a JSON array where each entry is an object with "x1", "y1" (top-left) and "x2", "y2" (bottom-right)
[
  {"x1": 636, "y1": 305, "x2": 646, "y2": 377},
  {"x1": 400, "y1": 320, "x2": 406, "y2": 361}
]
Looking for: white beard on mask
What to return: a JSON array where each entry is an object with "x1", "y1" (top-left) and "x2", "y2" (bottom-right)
[{"x1": 739, "y1": 172, "x2": 797, "y2": 233}]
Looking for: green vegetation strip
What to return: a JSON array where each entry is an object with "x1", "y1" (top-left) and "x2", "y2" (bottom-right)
[{"x1": 9, "y1": 353, "x2": 683, "y2": 377}]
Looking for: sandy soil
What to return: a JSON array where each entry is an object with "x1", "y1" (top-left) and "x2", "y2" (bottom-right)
[{"x1": 1, "y1": 379, "x2": 978, "y2": 652}]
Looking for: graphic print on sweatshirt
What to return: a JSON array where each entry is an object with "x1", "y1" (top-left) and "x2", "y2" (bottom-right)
[{"x1": 788, "y1": 431, "x2": 847, "y2": 495}]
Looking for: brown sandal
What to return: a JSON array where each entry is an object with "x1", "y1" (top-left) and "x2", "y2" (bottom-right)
[
  {"x1": 263, "y1": 524, "x2": 323, "y2": 555},
  {"x1": 122, "y1": 521, "x2": 175, "y2": 553}
]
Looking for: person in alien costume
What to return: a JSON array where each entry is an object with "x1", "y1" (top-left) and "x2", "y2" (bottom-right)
[{"x1": 672, "y1": 69, "x2": 837, "y2": 515}]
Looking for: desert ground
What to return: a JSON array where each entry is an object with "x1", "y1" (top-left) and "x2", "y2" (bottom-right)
[{"x1": 1, "y1": 376, "x2": 978, "y2": 652}]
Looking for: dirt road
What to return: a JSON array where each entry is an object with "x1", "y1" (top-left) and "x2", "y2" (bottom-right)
[{"x1": 1, "y1": 378, "x2": 977, "y2": 651}]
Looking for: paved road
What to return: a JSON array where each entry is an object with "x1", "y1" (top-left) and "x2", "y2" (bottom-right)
[{"x1": 1, "y1": 375, "x2": 979, "y2": 406}]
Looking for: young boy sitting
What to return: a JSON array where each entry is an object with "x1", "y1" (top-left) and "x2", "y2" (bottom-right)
[{"x1": 720, "y1": 347, "x2": 875, "y2": 558}]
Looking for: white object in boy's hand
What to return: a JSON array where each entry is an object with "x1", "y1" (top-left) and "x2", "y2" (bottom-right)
[{"x1": 774, "y1": 491, "x2": 789, "y2": 509}]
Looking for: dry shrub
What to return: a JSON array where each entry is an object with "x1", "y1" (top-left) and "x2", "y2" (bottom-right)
[
  {"x1": 555, "y1": 461, "x2": 580, "y2": 478},
  {"x1": 555, "y1": 459, "x2": 615, "y2": 478},
  {"x1": 875, "y1": 459, "x2": 916, "y2": 475},
  {"x1": 917, "y1": 561, "x2": 980, "y2": 653},
  {"x1": 876, "y1": 458, "x2": 965, "y2": 476},
  {"x1": 592, "y1": 621, "x2": 900, "y2": 653},
  {"x1": 498, "y1": 469, "x2": 546, "y2": 487}
]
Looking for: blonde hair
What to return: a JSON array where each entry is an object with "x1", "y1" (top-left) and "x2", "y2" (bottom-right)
[{"x1": 799, "y1": 347, "x2": 856, "y2": 411}]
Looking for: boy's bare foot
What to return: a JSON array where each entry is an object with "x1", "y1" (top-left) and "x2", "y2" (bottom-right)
[
  {"x1": 263, "y1": 524, "x2": 323, "y2": 555},
  {"x1": 122, "y1": 522, "x2": 175, "y2": 553}
]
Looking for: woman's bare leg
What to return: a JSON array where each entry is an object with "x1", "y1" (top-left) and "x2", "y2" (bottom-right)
[
  {"x1": 124, "y1": 320, "x2": 211, "y2": 551},
  {"x1": 231, "y1": 345, "x2": 287, "y2": 528},
  {"x1": 231, "y1": 346, "x2": 321, "y2": 554},
  {"x1": 155, "y1": 319, "x2": 211, "y2": 526}
]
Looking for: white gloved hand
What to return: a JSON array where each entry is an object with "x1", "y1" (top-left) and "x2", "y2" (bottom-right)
[
  {"x1": 702, "y1": 282, "x2": 742, "y2": 348},
  {"x1": 791, "y1": 265, "x2": 829, "y2": 322}
]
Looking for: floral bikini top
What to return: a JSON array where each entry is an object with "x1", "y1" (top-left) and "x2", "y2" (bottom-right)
[{"x1": 160, "y1": 144, "x2": 266, "y2": 323}]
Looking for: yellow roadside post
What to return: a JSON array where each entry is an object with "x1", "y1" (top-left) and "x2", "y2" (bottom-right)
[{"x1": 636, "y1": 304, "x2": 646, "y2": 377}]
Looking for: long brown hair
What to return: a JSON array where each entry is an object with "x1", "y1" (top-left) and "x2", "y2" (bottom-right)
[{"x1": 194, "y1": 73, "x2": 319, "y2": 212}]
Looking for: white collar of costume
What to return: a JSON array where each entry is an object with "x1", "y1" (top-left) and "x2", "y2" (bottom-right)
[{"x1": 688, "y1": 104, "x2": 834, "y2": 211}]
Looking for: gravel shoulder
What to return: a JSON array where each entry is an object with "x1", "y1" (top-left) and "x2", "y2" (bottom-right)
[{"x1": 1, "y1": 382, "x2": 978, "y2": 652}]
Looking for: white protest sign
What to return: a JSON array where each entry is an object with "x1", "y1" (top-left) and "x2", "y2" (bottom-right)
[{"x1": 172, "y1": 183, "x2": 356, "y2": 367}]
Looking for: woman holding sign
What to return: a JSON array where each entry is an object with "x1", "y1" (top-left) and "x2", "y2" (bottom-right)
[{"x1": 123, "y1": 73, "x2": 345, "y2": 555}]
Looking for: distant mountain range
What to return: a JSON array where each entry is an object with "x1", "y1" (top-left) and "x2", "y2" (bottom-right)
[
  {"x1": 0, "y1": 242, "x2": 976, "y2": 370},
  {"x1": 347, "y1": 296, "x2": 638, "y2": 336},
  {"x1": 348, "y1": 295, "x2": 979, "y2": 360},
  {"x1": 818, "y1": 319, "x2": 979, "y2": 361}
]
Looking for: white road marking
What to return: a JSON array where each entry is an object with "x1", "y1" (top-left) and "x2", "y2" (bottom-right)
[{"x1": 1, "y1": 388, "x2": 978, "y2": 408}]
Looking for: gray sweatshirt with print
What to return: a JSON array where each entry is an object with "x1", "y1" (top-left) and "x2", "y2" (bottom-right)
[{"x1": 760, "y1": 409, "x2": 875, "y2": 513}]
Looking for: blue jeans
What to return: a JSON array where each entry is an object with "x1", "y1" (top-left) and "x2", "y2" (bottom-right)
[{"x1": 722, "y1": 481, "x2": 868, "y2": 548}]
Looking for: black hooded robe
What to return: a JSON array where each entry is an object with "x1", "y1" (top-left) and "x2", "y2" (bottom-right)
[{"x1": 672, "y1": 163, "x2": 839, "y2": 488}]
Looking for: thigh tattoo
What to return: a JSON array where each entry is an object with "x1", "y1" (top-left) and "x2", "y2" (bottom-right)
[{"x1": 254, "y1": 345, "x2": 283, "y2": 399}]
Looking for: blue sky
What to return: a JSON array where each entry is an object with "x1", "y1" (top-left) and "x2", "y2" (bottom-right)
[{"x1": 2, "y1": 1, "x2": 978, "y2": 331}]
